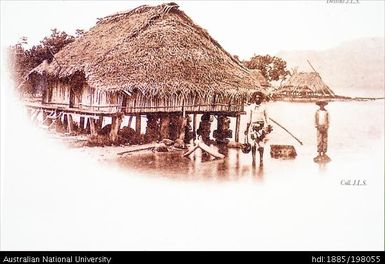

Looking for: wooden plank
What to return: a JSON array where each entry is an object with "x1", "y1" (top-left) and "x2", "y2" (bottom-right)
[
  {"x1": 183, "y1": 139, "x2": 225, "y2": 159},
  {"x1": 198, "y1": 141, "x2": 225, "y2": 159},
  {"x1": 24, "y1": 102, "x2": 246, "y2": 116},
  {"x1": 183, "y1": 144, "x2": 199, "y2": 157},
  {"x1": 24, "y1": 102, "x2": 120, "y2": 116}
]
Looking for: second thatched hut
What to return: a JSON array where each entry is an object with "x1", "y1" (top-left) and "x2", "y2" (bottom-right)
[{"x1": 272, "y1": 71, "x2": 335, "y2": 101}]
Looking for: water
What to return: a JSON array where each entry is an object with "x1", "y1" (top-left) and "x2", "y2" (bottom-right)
[
  {"x1": 2, "y1": 99, "x2": 384, "y2": 250},
  {"x1": 116, "y1": 101, "x2": 384, "y2": 182}
]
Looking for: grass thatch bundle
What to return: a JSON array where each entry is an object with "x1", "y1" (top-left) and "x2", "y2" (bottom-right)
[{"x1": 29, "y1": 2, "x2": 267, "y2": 100}]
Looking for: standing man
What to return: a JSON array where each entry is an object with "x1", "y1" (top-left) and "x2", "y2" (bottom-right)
[
  {"x1": 244, "y1": 92, "x2": 272, "y2": 166},
  {"x1": 314, "y1": 100, "x2": 331, "y2": 163}
]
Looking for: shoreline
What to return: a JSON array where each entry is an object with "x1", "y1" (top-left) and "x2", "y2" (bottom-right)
[
  {"x1": 46, "y1": 132, "x2": 243, "y2": 162},
  {"x1": 272, "y1": 96, "x2": 384, "y2": 103},
  {"x1": 49, "y1": 132, "x2": 189, "y2": 161}
]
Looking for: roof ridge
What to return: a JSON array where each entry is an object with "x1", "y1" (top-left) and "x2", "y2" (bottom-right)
[
  {"x1": 95, "y1": 2, "x2": 248, "y2": 72},
  {"x1": 97, "y1": 2, "x2": 179, "y2": 25}
]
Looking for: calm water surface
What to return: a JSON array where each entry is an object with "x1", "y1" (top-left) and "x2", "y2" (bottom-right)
[
  {"x1": 4, "y1": 99, "x2": 383, "y2": 250},
  {"x1": 115, "y1": 101, "x2": 384, "y2": 182}
]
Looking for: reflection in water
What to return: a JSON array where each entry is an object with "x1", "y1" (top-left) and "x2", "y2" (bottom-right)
[
  {"x1": 116, "y1": 147, "x2": 265, "y2": 181},
  {"x1": 113, "y1": 101, "x2": 384, "y2": 182},
  {"x1": 317, "y1": 161, "x2": 328, "y2": 174},
  {"x1": 252, "y1": 161, "x2": 264, "y2": 180}
]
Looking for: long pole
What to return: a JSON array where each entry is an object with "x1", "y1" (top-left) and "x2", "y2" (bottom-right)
[
  {"x1": 269, "y1": 117, "x2": 303, "y2": 145},
  {"x1": 307, "y1": 59, "x2": 317, "y2": 73}
]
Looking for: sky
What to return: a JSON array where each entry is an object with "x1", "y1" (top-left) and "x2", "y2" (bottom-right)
[{"x1": 1, "y1": 0, "x2": 384, "y2": 59}]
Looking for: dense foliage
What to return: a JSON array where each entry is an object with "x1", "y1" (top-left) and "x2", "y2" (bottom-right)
[
  {"x1": 243, "y1": 55, "x2": 290, "y2": 82},
  {"x1": 8, "y1": 29, "x2": 79, "y2": 94}
]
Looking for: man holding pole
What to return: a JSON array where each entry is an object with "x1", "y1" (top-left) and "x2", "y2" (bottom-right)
[{"x1": 244, "y1": 92, "x2": 273, "y2": 166}]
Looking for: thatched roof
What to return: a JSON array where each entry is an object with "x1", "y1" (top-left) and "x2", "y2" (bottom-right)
[
  {"x1": 30, "y1": 2, "x2": 267, "y2": 98},
  {"x1": 277, "y1": 72, "x2": 335, "y2": 96}
]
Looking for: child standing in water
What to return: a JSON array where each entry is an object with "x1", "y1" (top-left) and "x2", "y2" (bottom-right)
[{"x1": 314, "y1": 100, "x2": 331, "y2": 163}]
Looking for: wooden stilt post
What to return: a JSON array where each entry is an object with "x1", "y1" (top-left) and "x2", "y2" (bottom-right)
[
  {"x1": 97, "y1": 116, "x2": 104, "y2": 130},
  {"x1": 86, "y1": 118, "x2": 91, "y2": 134},
  {"x1": 63, "y1": 114, "x2": 68, "y2": 130},
  {"x1": 145, "y1": 114, "x2": 160, "y2": 143},
  {"x1": 79, "y1": 116, "x2": 85, "y2": 131},
  {"x1": 109, "y1": 115, "x2": 122, "y2": 142},
  {"x1": 46, "y1": 110, "x2": 54, "y2": 126},
  {"x1": 31, "y1": 109, "x2": 40, "y2": 124},
  {"x1": 89, "y1": 118, "x2": 97, "y2": 136},
  {"x1": 235, "y1": 114, "x2": 241, "y2": 143},
  {"x1": 110, "y1": 117, "x2": 117, "y2": 141},
  {"x1": 160, "y1": 115, "x2": 170, "y2": 140},
  {"x1": 55, "y1": 111, "x2": 63, "y2": 132},
  {"x1": 42, "y1": 111, "x2": 47, "y2": 125},
  {"x1": 192, "y1": 114, "x2": 197, "y2": 140},
  {"x1": 135, "y1": 114, "x2": 141, "y2": 135},
  {"x1": 169, "y1": 113, "x2": 182, "y2": 140},
  {"x1": 67, "y1": 114, "x2": 74, "y2": 134},
  {"x1": 213, "y1": 115, "x2": 231, "y2": 156},
  {"x1": 128, "y1": 115, "x2": 133, "y2": 128},
  {"x1": 178, "y1": 117, "x2": 187, "y2": 141}
]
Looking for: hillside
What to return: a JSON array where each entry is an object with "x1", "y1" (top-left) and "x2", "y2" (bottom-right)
[{"x1": 276, "y1": 37, "x2": 384, "y2": 97}]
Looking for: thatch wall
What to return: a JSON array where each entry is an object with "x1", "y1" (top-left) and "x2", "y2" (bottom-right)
[
  {"x1": 79, "y1": 88, "x2": 123, "y2": 113},
  {"x1": 44, "y1": 80, "x2": 71, "y2": 107},
  {"x1": 124, "y1": 91, "x2": 245, "y2": 114},
  {"x1": 29, "y1": 72, "x2": 122, "y2": 112}
]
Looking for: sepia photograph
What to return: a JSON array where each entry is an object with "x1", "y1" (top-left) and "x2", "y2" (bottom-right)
[{"x1": 0, "y1": 0, "x2": 384, "y2": 251}]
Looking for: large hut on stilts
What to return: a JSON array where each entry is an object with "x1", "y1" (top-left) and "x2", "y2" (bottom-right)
[{"x1": 26, "y1": 2, "x2": 268, "y2": 147}]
